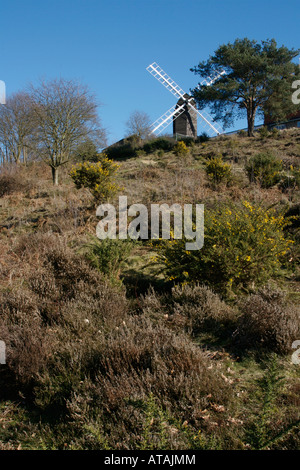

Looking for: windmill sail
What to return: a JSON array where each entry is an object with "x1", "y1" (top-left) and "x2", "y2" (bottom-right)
[
  {"x1": 147, "y1": 62, "x2": 223, "y2": 137},
  {"x1": 150, "y1": 103, "x2": 186, "y2": 135}
]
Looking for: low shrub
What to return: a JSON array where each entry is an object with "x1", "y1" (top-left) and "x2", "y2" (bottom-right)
[
  {"x1": 278, "y1": 166, "x2": 300, "y2": 192},
  {"x1": 69, "y1": 155, "x2": 120, "y2": 203},
  {"x1": 79, "y1": 236, "x2": 134, "y2": 279},
  {"x1": 0, "y1": 290, "x2": 54, "y2": 387},
  {"x1": 0, "y1": 170, "x2": 30, "y2": 197},
  {"x1": 205, "y1": 156, "x2": 232, "y2": 186},
  {"x1": 66, "y1": 316, "x2": 233, "y2": 449},
  {"x1": 157, "y1": 149, "x2": 165, "y2": 158},
  {"x1": 233, "y1": 287, "x2": 300, "y2": 354},
  {"x1": 270, "y1": 127, "x2": 279, "y2": 138},
  {"x1": 143, "y1": 138, "x2": 174, "y2": 154},
  {"x1": 170, "y1": 284, "x2": 236, "y2": 337},
  {"x1": 136, "y1": 149, "x2": 146, "y2": 157},
  {"x1": 246, "y1": 152, "x2": 283, "y2": 188},
  {"x1": 0, "y1": 174, "x2": 19, "y2": 197},
  {"x1": 257, "y1": 126, "x2": 269, "y2": 140},
  {"x1": 0, "y1": 235, "x2": 128, "y2": 400},
  {"x1": 196, "y1": 132, "x2": 210, "y2": 143},
  {"x1": 140, "y1": 283, "x2": 237, "y2": 340},
  {"x1": 174, "y1": 141, "x2": 189, "y2": 157},
  {"x1": 177, "y1": 137, "x2": 195, "y2": 147}
]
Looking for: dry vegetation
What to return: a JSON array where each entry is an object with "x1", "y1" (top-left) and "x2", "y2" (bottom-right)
[{"x1": 0, "y1": 128, "x2": 299, "y2": 450}]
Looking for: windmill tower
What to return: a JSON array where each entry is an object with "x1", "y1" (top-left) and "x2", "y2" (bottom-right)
[
  {"x1": 173, "y1": 94, "x2": 197, "y2": 138},
  {"x1": 146, "y1": 62, "x2": 223, "y2": 138}
]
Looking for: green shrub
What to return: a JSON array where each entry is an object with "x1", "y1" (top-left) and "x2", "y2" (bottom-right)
[
  {"x1": 177, "y1": 137, "x2": 194, "y2": 147},
  {"x1": 153, "y1": 201, "x2": 294, "y2": 296},
  {"x1": 225, "y1": 139, "x2": 239, "y2": 159},
  {"x1": 196, "y1": 132, "x2": 210, "y2": 143},
  {"x1": 257, "y1": 126, "x2": 269, "y2": 140},
  {"x1": 72, "y1": 139, "x2": 100, "y2": 162},
  {"x1": 70, "y1": 155, "x2": 120, "y2": 202},
  {"x1": 105, "y1": 140, "x2": 138, "y2": 160},
  {"x1": 205, "y1": 156, "x2": 232, "y2": 186},
  {"x1": 245, "y1": 354, "x2": 286, "y2": 449},
  {"x1": 246, "y1": 152, "x2": 283, "y2": 188},
  {"x1": 270, "y1": 127, "x2": 279, "y2": 138},
  {"x1": 136, "y1": 149, "x2": 146, "y2": 157},
  {"x1": 143, "y1": 138, "x2": 174, "y2": 154},
  {"x1": 80, "y1": 236, "x2": 134, "y2": 279}
]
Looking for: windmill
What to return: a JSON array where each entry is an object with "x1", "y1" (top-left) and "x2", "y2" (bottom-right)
[{"x1": 146, "y1": 62, "x2": 223, "y2": 138}]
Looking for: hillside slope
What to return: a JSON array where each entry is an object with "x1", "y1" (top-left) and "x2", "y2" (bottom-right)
[{"x1": 0, "y1": 128, "x2": 299, "y2": 450}]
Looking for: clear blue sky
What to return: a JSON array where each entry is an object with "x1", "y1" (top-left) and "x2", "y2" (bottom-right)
[{"x1": 1, "y1": 0, "x2": 299, "y2": 145}]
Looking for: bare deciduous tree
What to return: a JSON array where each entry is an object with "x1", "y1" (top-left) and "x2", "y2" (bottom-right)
[
  {"x1": 125, "y1": 110, "x2": 152, "y2": 142},
  {"x1": 0, "y1": 92, "x2": 35, "y2": 165},
  {"x1": 30, "y1": 78, "x2": 106, "y2": 184}
]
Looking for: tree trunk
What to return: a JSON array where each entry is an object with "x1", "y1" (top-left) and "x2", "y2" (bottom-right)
[
  {"x1": 247, "y1": 105, "x2": 256, "y2": 137},
  {"x1": 51, "y1": 166, "x2": 59, "y2": 185},
  {"x1": 23, "y1": 147, "x2": 27, "y2": 166}
]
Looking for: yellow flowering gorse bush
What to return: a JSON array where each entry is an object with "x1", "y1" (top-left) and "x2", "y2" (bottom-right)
[
  {"x1": 153, "y1": 201, "x2": 294, "y2": 296},
  {"x1": 174, "y1": 140, "x2": 189, "y2": 157},
  {"x1": 70, "y1": 155, "x2": 120, "y2": 202},
  {"x1": 205, "y1": 156, "x2": 232, "y2": 186}
]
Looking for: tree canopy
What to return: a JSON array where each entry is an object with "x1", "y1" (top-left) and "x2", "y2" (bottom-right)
[{"x1": 190, "y1": 38, "x2": 300, "y2": 136}]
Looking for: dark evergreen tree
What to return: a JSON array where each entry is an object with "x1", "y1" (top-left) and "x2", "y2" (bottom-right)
[{"x1": 191, "y1": 38, "x2": 300, "y2": 136}]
